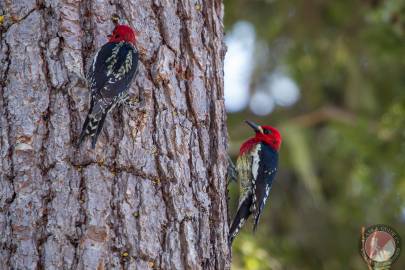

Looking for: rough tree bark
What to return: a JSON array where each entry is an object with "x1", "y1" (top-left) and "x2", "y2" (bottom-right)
[{"x1": 0, "y1": 0, "x2": 229, "y2": 269}]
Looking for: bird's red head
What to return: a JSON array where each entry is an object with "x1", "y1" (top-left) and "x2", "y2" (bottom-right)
[
  {"x1": 240, "y1": 120, "x2": 282, "y2": 155},
  {"x1": 108, "y1": 25, "x2": 137, "y2": 45}
]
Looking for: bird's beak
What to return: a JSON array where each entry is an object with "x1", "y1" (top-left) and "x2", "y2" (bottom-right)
[{"x1": 245, "y1": 120, "x2": 263, "y2": 134}]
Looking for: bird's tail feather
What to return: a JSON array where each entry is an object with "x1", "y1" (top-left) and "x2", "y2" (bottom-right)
[
  {"x1": 228, "y1": 196, "x2": 252, "y2": 245},
  {"x1": 77, "y1": 108, "x2": 106, "y2": 149},
  {"x1": 90, "y1": 112, "x2": 107, "y2": 149}
]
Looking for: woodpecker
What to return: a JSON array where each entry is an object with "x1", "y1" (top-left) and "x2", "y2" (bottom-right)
[
  {"x1": 77, "y1": 15, "x2": 139, "y2": 148},
  {"x1": 228, "y1": 120, "x2": 282, "y2": 244}
]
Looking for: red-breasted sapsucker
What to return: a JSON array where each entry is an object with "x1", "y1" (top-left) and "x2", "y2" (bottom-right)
[
  {"x1": 228, "y1": 120, "x2": 282, "y2": 244},
  {"x1": 77, "y1": 19, "x2": 139, "y2": 148}
]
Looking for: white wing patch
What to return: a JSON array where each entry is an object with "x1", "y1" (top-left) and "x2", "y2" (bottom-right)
[
  {"x1": 88, "y1": 49, "x2": 100, "y2": 89},
  {"x1": 115, "y1": 51, "x2": 133, "y2": 79},
  {"x1": 250, "y1": 144, "x2": 261, "y2": 213},
  {"x1": 251, "y1": 144, "x2": 261, "y2": 179},
  {"x1": 106, "y1": 42, "x2": 124, "y2": 76},
  {"x1": 92, "y1": 49, "x2": 100, "y2": 74}
]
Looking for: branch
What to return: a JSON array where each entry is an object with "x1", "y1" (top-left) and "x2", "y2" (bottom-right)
[{"x1": 289, "y1": 105, "x2": 358, "y2": 127}]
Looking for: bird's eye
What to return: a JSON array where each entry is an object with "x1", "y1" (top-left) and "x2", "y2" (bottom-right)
[
  {"x1": 263, "y1": 129, "x2": 271, "y2": 135},
  {"x1": 115, "y1": 34, "x2": 119, "y2": 38}
]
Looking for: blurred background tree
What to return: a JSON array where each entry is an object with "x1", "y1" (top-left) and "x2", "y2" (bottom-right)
[{"x1": 224, "y1": 0, "x2": 405, "y2": 269}]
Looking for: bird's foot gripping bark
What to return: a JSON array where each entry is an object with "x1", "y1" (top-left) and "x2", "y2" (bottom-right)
[{"x1": 227, "y1": 155, "x2": 238, "y2": 183}]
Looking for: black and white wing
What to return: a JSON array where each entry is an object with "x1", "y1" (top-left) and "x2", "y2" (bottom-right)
[
  {"x1": 88, "y1": 41, "x2": 138, "y2": 103},
  {"x1": 252, "y1": 143, "x2": 278, "y2": 231},
  {"x1": 78, "y1": 42, "x2": 138, "y2": 148}
]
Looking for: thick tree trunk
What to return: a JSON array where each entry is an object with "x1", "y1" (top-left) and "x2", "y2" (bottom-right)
[{"x1": 0, "y1": 0, "x2": 229, "y2": 269}]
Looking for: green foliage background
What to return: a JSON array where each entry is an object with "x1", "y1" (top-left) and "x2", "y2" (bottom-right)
[{"x1": 224, "y1": 0, "x2": 405, "y2": 269}]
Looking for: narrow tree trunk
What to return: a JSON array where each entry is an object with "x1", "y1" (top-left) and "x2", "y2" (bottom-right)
[{"x1": 0, "y1": 0, "x2": 229, "y2": 269}]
